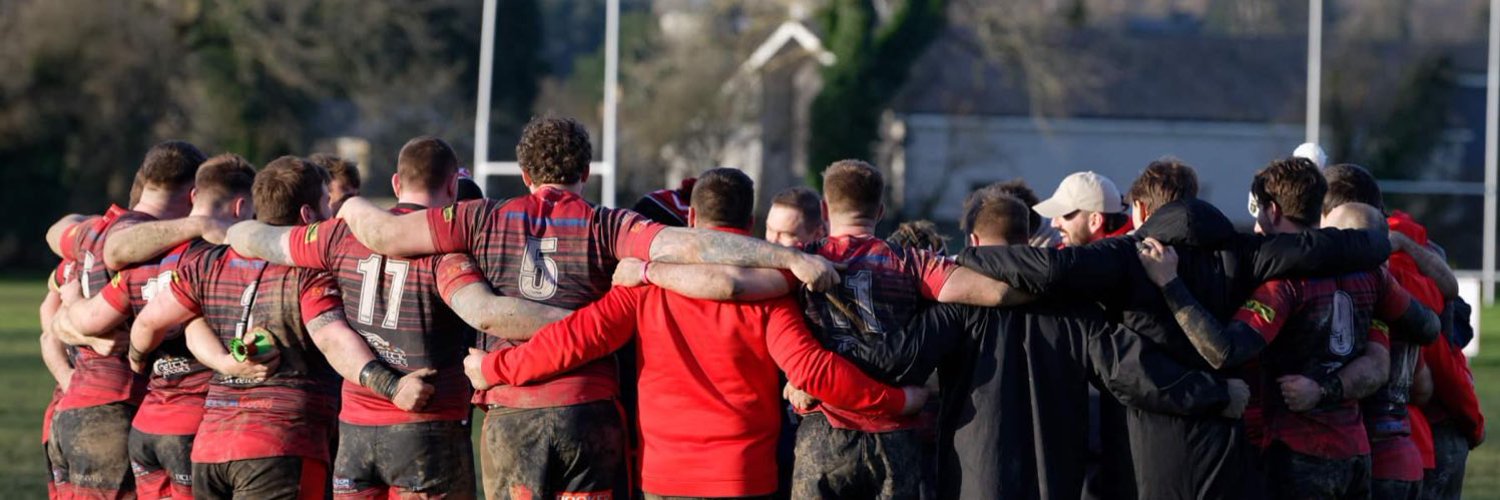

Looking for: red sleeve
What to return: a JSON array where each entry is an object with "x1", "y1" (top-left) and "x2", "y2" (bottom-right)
[
  {"x1": 286, "y1": 221, "x2": 342, "y2": 270},
  {"x1": 481, "y1": 287, "x2": 642, "y2": 386},
  {"x1": 1375, "y1": 269, "x2": 1415, "y2": 322},
  {"x1": 764, "y1": 296, "x2": 907, "y2": 416},
  {"x1": 58, "y1": 221, "x2": 87, "y2": 261},
  {"x1": 297, "y1": 271, "x2": 343, "y2": 324},
  {"x1": 1423, "y1": 338, "x2": 1486, "y2": 444},
  {"x1": 99, "y1": 272, "x2": 131, "y2": 314},
  {"x1": 435, "y1": 254, "x2": 487, "y2": 302},
  {"x1": 426, "y1": 200, "x2": 486, "y2": 254},
  {"x1": 599, "y1": 207, "x2": 666, "y2": 261},
  {"x1": 1368, "y1": 320, "x2": 1392, "y2": 349},
  {"x1": 167, "y1": 253, "x2": 206, "y2": 316},
  {"x1": 49, "y1": 262, "x2": 71, "y2": 290},
  {"x1": 914, "y1": 250, "x2": 958, "y2": 301},
  {"x1": 1232, "y1": 279, "x2": 1297, "y2": 344}
]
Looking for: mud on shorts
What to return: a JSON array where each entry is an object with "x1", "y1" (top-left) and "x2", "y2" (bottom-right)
[
  {"x1": 1422, "y1": 422, "x2": 1469, "y2": 500},
  {"x1": 332, "y1": 420, "x2": 475, "y2": 498},
  {"x1": 791, "y1": 412, "x2": 920, "y2": 500},
  {"x1": 480, "y1": 400, "x2": 623, "y2": 500},
  {"x1": 48, "y1": 402, "x2": 136, "y2": 498},
  {"x1": 129, "y1": 428, "x2": 194, "y2": 499},
  {"x1": 192, "y1": 456, "x2": 328, "y2": 500},
  {"x1": 1265, "y1": 443, "x2": 1371, "y2": 500}
]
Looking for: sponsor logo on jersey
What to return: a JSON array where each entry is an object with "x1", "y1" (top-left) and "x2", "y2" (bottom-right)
[
  {"x1": 442, "y1": 205, "x2": 456, "y2": 223},
  {"x1": 1241, "y1": 299, "x2": 1275, "y2": 324},
  {"x1": 304, "y1": 222, "x2": 320, "y2": 244}
]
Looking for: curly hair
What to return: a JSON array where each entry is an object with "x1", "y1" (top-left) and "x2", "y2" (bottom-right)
[
  {"x1": 887, "y1": 220, "x2": 949, "y2": 255},
  {"x1": 517, "y1": 116, "x2": 593, "y2": 185}
]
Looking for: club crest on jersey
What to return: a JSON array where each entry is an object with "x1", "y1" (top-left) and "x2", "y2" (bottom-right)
[
  {"x1": 442, "y1": 205, "x2": 456, "y2": 223},
  {"x1": 1241, "y1": 300, "x2": 1275, "y2": 324},
  {"x1": 1328, "y1": 290, "x2": 1356, "y2": 356},
  {"x1": 304, "y1": 222, "x2": 320, "y2": 243}
]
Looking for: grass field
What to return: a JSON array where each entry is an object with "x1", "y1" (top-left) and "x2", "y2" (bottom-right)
[{"x1": 2, "y1": 276, "x2": 1498, "y2": 497}]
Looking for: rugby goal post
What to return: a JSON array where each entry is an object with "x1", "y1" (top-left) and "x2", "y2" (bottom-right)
[{"x1": 473, "y1": 0, "x2": 620, "y2": 207}]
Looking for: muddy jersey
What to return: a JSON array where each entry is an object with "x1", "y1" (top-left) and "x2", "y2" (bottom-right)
[
  {"x1": 167, "y1": 245, "x2": 343, "y2": 463},
  {"x1": 426, "y1": 187, "x2": 664, "y2": 408},
  {"x1": 55, "y1": 205, "x2": 149, "y2": 411},
  {"x1": 287, "y1": 204, "x2": 483, "y2": 425},
  {"x1": 797, "y1": 234, "x2": 955, "y2": 432},
  {"x1": 100, "y1": 239, "x2": 216, "y2": 436},
  {"x1": 1236, "y1": 269, "x2": 1410, "y2": 459}
]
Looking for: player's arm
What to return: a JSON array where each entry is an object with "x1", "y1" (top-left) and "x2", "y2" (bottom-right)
[
  {"x1": 612, "y1": 258, "x2": 792, "y2": 301},
  {"x1": 129, "y1": 287, "x2": 200, "y2": 371},
  {"x1": 468, "y1": 287, "x2": 641, "y2": 390},
  {"x1": 956, "y1": 239, "x2": 1133, "y2": 300},
  {"x1": 1280, "y1": 328, "x2": 1391, "y2": 413},
  {"x1": 1139, "y1": 239, "x2": 1275, "y2": 370},
  {"x1": 1412, "y1": 357, "x2": 1434, "y2": 406},
  {"x1": 103, "y1": 216, "x2": 224, "y2": 271},
  {"x1": 1246, "y1": 227, "x2": 1391, "y2": 282},
  {"x1": 305, "y1": 309, "x2": 436, "y2": 411},
  {"x1": 225, "y1": 220, "x2": 295, "y2": 266},
  {"x1": 766, "y1": 297, "x2": 920, "y2": 416},
  {"x1": 1086, "y1": 321, "x2": 1244, "y2": 418},
  {"x1": 434, "y1": 253, "x2": 570, "y2": 341},
  {"x1": 39, "y1": 290, "x2": 74, "y2": 390},
  {"x1": 338, "y1": 197, "x2": 440, "y2": 257},
  {"x1": 1391, "y1": 232, "x2": 1459, "y2": 298},
  {"x1": 182, "y1": 317, "x2": 276, "y2": 382},
  {"x1": 45, "y1": 214, "x2": 89, "y2": 258},
  {"x1": 647, "y1": 227, "x2": 841, "y2": 291},
  {"x1": 935, "y1": 267, "x2": 1034, "y2": 307},
  {"x1": 1375, "y1": 272, "x2": 1441, "y2": 346},
  {"x1": 49, "y1": 280, "x2": 129, "y2": 354}
]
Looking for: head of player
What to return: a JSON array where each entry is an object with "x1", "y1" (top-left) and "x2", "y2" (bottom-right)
[
  {"x1": 687, "y1": 168, "x2": 755, "y2": 232},
  {"x1": 1322, "y1": 202, "x2": 1388, "y2": 233},
  {"x1": 311, "y1": 154, "x2": 361, "y2": 214},
  {"x1": 517, "y1": 115, "x2": 593, "y2": 194},
  {"x1": 255, "y1": 156, "x2": 333, "y2": 228},
  {"x1": 135, "y1": 140, "x2": 209, "y2": 218},
  {"x1": 962, "y1": 185, "x2": 1031, "y2": 248},
  {"x1": 188, "y1": 154, "x2": 258, "y2": 223},
  {"x1": 765, "y1": 186, "x2": 825, "y2": 247},
  {"x1": 820, "y1": 159, "x2": 887, "y2": 234},
  {"x1": 392, "y1": 136, "x2": 461, "y2": 208},
  {"x1": 1127, "y1": 158, "x2": 1200, "y2": 228},
  {"x1": 1033, "y1": 171, "x2": 1128, "y2": 247},
  {"x1": 887, "y1": 220, "x2": 949, "y2": 255},
  {"x1": 1250, "y1": 157, "x2": 1326, "y2": 235},
  {"x1": 1322, "y1": 163, "x2": 1385, "y2": 217}
]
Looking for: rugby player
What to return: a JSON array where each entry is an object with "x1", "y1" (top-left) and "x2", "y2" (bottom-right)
[
  {"x1": 630, "y1": 177, "x2": 694, "y2": 226},
  {"x1": 315, "y1": 153, "x2": 362, "y2": 215},
  {"x1": 764, "y1": 186, "x2": 825, "y2": 247},
  {"x1": 1033, "y1": 171, "x2": 1131, "y2": 248}
]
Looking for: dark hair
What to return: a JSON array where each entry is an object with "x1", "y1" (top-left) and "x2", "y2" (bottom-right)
[
  {"x1": 887, "y1": 220, "x2": 949, "y2": 255},
  {"x1": 1323, "y1": 163, "x2": 1384, "y2": 214},
  {"x1": 1128, "y1": 158, "x2": 1200, "y2": 213},
  {"x1": 822, "y1": 159, "x2": 883, "y2": 219},
  {"x1": 517, "y1": 116, "x2": 593, "y2": 185},
  {"x1": 963, "y1": 187, "x2": 1031, "y2": 244},
  {"x1": 138, "y1": 140, "x2": 207, "y2": 192},
  {"x1": 396, "y1": 136, "x2": 459, "y2": 193},
  {"x1": 309, "y1": 154, "x2": 360, "y2": 190},
  {"x1": 195, "y1": 154, "x2": 257, "y2": 202},
  {"x1": 1251, "y1": 157, "x2": 1327, "y2": 226},
  {"x1": 690, "y1": 168, "x2": 755, "y2": 230},
  {"x1": 990, "y1": 179, "x2": 1043, "y2": 237},
  {"x1": 455, "y1": 176, "x2": 484, "y2": 201},
  {"x1": 254, "y1": 156, "x2": 329, "y2": 226},
  {"x1": 771, "y1": 186, "x2": 823, "y2": 234}
]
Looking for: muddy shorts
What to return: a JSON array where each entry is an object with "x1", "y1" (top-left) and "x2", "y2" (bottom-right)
[
  {"x1": 790, "y1": 412, "x2": 920, "y2": 500},
  {"x1": 480, "y1": 401, "x2": 623, "y2": 500},
  {"x1": 1422, "y1": 422, "x2": 1469, "y2": 500},
  {"x1": 332, "y1": 420, "x2": 475, "y2": 499},
  {"x1": 1373, "y1": 479, "x2": 1422, "y2": 500},
  {"x1": 49, "y1": 402, "x2": 136, "y2": 499},
  {"x1": 1265, "y1": 443, "x2": 1371, "y2": 500},
  {"x1": 193, "y1": 456, "x2": 328, "y2": 499},
  {"x1": 129, "y1": 428, "x2": 194, "y2": 499}
]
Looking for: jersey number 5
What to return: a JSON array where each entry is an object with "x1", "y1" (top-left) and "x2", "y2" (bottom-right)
[
  {"x1": 520, "y1": 237, "x2": 559, "y2": 300},
  {"x1": 356, "y1": 256, "x2": 410, "y2": 329}
]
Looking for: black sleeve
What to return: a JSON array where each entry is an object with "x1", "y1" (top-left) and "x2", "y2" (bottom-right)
[
  {"x1": 1085, "y1": 321, "x2": 1230, "y2": 417},
  {"x1": 832, "y1": 303, "x2": 968, "y2": 386},
  {"x1": 1244, "y1": 228, "x2": 1391, "y2": 282},
  {"x1": 1388, "y1": 297, "x2": 1441, "y2": 346},
  {"x1": 629, "y1": 196, "x2": 686, "y2": 227},
  {"x1": 956, "y1": 239, "x2": 1134, "y2": 300}
]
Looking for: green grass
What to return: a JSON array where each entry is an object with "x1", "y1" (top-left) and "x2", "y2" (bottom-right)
[{"x1": 2, "y1": 276, "x2": 1499, "y2": 497}]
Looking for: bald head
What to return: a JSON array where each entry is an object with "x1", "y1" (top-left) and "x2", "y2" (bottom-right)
[{"x1": 1321, "y1": 202, "x2": 1387, "y2": 232}]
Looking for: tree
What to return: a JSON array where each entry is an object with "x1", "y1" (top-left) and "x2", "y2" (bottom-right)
[{"x1": 806, "y1": 0, "x2": 946, "y2": 187}]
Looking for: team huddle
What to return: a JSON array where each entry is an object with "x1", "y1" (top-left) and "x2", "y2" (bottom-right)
[{"x1": 32, "y1": 115, "x2": 1487, "y2": 500}]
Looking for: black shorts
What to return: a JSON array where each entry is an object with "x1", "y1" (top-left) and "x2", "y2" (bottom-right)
[
  {"x1": 1373, "y1": 479, "x2": 1422, "y2": 500},
  {"x1": 791, "y1": 412, "x2": 920, "y2": 500},
  {"x1": 129, "y1": 428, "x2": 194, "y2": 499},
  {"x1": 480, "y1": 401, "x2": 623, "y2": 500},
  {"x1": 49, "y1": 402, "x2": 136, "y2": 498},
  {"x1": 1265, "y1": 443, "x2": 1371, "y2": 500},
  {"x1": 192, "y1": 456, "x2": 327, "y2": 500},
  {"x1": 1422, "y1": 422, "x2": 1470, "y2": 500},
  {"x1": 332, "y1": 420, "x2": 475, "y2": 498}
]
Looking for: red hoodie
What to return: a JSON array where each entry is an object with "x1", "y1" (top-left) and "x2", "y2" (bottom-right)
[
  {"x1": 1388, "y1": 211, "x2": 1485, "y2": 451},
  {"x1": 479, "y1": 228, "x2": 908, "y2": 497}
]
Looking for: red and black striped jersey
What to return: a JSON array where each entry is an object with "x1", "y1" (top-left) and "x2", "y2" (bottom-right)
[
  {"x1": 797, "y1": 234, "x2": 955, "y2": 432},
  {"x1": 55, "y1": 204, "x2": 148, "y2": 411},
  {"x1": 100, "y1": 238, "x2": 215, "y2": 436},
  {"x1": 426, "y1": 187, "x2": 665, "y2": 407},
  {"x1": 287, "y1": 204, "x2": 483, "y2": 425},
  {"x1": 167, "y1": 245, "x2": 343, "y2": 463},
  {"x1": 630, "y1": 178, "x2": 694, "y2": 227}
]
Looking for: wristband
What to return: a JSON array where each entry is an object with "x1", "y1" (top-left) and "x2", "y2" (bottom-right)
[
  {"x1": 358, "y1": 360, "x2": 402, "y2": 400},
  {"x1": 640, "y1": 261, "x2": 653, "y2": 286},
  {"x1": 1317, "y1": 374, "x2": 1345, "y2": 405}
]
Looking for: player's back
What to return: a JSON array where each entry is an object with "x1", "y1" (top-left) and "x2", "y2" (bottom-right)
[
  {"x1": 56, "y1": 205, "x2": 148, "y2": 410},
  {"x1": 291, "y1": 205, "x2": 473, "y2": 424}
]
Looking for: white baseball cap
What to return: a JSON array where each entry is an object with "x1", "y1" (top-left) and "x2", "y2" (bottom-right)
[
  {"x1": 1033, "y1": 171, "x2": 1126, "y2": 218},
  {"x1": 1293, "y1": 142, "x2": 1327, "y2": 168}
]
